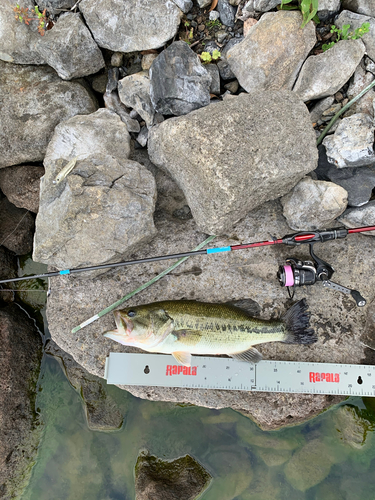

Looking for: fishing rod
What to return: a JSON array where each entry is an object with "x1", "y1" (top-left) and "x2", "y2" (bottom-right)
[{"x1": 1, "y1": 225, "x2": 374, "y2": 305}]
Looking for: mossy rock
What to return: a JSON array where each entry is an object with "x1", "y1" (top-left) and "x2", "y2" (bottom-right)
[
  {"x1": 257, "y1": 447, "x2": 292, "y2": 467},
  {"x1": 135, "y1": 451, "x2": 211, "y2": 500},
  {"x1": 236, "y1": 421, "x2": 304, "y2": 451},
  {"x1": 333, "y1": 405, "x2": 374, "y2": 449}
]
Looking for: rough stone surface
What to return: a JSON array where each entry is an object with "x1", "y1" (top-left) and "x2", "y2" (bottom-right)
[
  {"x1": 323, "y1": 113, "x2": 375, "y2": 168},
  {"x1": 217, "y1": 0, "x2": 236, "y2": 26},
  {"x1": 336, "y1": 10, "x2": 375, "y2": 62},
  {"x1": 0, "y1": 0, "x2": 46, "y2": 65},
  {"x1": 293, "y1": 39, "x2": 366, "y2": 102},
  {"x1": 0, "y1": 304, "x2": 43, "y2": 500},
  {"x1": 45, "y1": 341, "x2": 124, "y2": 431},
  {"x1": 206, "y1": 64, "x2": 221, "y2": 95},
  {"x1": 148, "y1": 91, "x2": 318, "y2": 235},
  {"x1": 345, "y1": 62, "x2": 375, "y2": 118},
  {"x1": 118, "y1": 72, "x2": 155, "y2": 128},
  {"x1": 362, "y1": 299, "x2": 375, "y2": 349},
  {"x1": 317, "y1": 0, "x2": 341, "y2": 20},
  {"x1": 338, "y1": 201, "x2": 375, "y2": 234},
  {"x1": 281, "y1": 177, "x2": 348, "y2": 231},
  {"x1": 341, "y1": 0, "x2": 375, "y2": 18},
  {"x1": 0, "y1": 165, "x2": 44, "y2": 213},
  {"x1": 79, "y1": 0, "x2": 182, "y2": 52},
  {"x1": 135, "y1": 451, "x2": 211, "y2": 500},
  {"x1": 44, "y1": 197, "x2": 375, "y2": 430},
  {"x1": 310, "y1": 96, "x2": 335, "y2": 124},
  {"x1": 0, "y1": 61, "x2": 98, "y2": 169},
  {"x1": 253, "y1": 0, "x2": 281, "y2": 11},
  {"x1": 172, "y1": 0, "x2": 193, "y2": 12},
  {"x1": 227, "y1": 11, "x2": 316, "y2": 93},
  {"x1": 104, "y1": 91, "x2": 141, "y2": 133},
  {"x1": 33, "y1": 111, "x2": 156, "y2": 271},
  {"x1": 0, "y1": 197, "x2": 35, "y2": 255},
  {"x1": 36, "y1": 13, "x2": 105, "y2": 80},
  {"x1": 37, "y1": 0, "x2": 76, "y2": 14},
  {"x1": 150, "y1": 41, "x2": 212, "y2": 116}
]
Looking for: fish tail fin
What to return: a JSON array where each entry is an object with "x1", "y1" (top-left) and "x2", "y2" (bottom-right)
[{"x1": 282, "y1": 299, "x2": 317, "y2": 345}]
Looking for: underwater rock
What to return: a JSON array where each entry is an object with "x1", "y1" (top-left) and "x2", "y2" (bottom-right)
[
  {"x1": 284, "y1": 439, "x2": 337, "y2": 491},
  {"x1": 257, "y1": 447, "x2": 292, "y2": 466},
  {"x1": 45, "y1": 341, "x2": 124, "y2": 431},
  {"x1": 0, "y1": 303, "x2": 43, "y2": 500},
  {"x1": 333, "y1": 405, "x2": 373, "y2": 449},
  {"x1": 134, "y1": 451, "x2": 211, "y2": 500}
]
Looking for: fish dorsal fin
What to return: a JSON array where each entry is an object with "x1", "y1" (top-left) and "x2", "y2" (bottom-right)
[
  {"x1": 225, "y1": 299, "x2": 261, "y2": 317},
  {"x1": 230, "y1": 347, "x2": 263, "y2": 364},
  {"x1": 172, "y1": 351, "x2": 192, "y2": 367}
]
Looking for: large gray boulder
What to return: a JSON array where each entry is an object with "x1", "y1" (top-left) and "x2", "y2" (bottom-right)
[
  {"x1": 0, "y1": 0, "x2": 46, "y2": 64},
  {"x1": 118, "y1": 71, "x2": 155, "y2": 128},
  {"x1": 293, "y1": 39, "x2": 366, "y2": 102},
  {"x1": 148, "y1": 91, "x2": 318, "y2": 235},
  {"x1": 226, "y1": 11, "x2": 316, "y2": 93},
  {"x1": 150, "y1": 41, "x2": 212, "y2": 116},
  {"x1": 338, "y1": 201, "x2": 375, "y2": 234},
  {"x1": 33, "y1": 109, "x2": 157, "y2": 271},
  {"x1": 45, "y1": 195, "x2": 375, "y2": 430},
  {"x1": 79, "y1": 0, "x2": 182, "y2": 52},
  {"x1": 36, "y1": 13, "x2": 105, "y2": 80},
  {"x1": 0, "y1": 61, "x2": 98, "y2": 168}
]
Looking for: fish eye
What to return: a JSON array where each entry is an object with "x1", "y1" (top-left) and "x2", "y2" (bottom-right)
[{"x1": 127, "y1": 310, "x2": 136, "y2": 317}]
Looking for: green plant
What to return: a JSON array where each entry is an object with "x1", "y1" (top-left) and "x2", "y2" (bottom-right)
[
  {"x1": 14, "y1": 4, "x2": 47, "y2": 35},
  {"x1": 279, "y1": 0, "x2": 319, "y2": 29},
  {"x1": 199, "y1": 49, "x2": 221, "y2": 64},
  {"x1": 206, "y1": 19, "x2": 222, "y2": 29},
  {"x1": 322, "y1": 22, "x2": 370, "y2": 51}
]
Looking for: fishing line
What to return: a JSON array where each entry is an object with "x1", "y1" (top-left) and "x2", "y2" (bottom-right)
[{"x1": 0, "y1": 209, "x2": 31, "y2": 247}]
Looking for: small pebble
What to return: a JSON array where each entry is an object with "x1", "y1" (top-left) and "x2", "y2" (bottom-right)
[
  {"x1": 209, "y1": 11, "x2": 220, "y2": 21},
  {"x1": 111, "y1": 52, "x2": 123, "y2": 67},
  {"x1": 224, "y1": 80, "x2": 239, "y2": 93},
  {"x1": 198, "y1": 24, "x2": 205, "y2": 31},
  {"x1": 335, "y1": 92, "x2": 344, "y2": 102},
  {"x1": 216, "y1": 30, "x2": 227, "y2": 43},
  {"x1": 142, "y1": 53, "x2": 158, "y2": 71}
]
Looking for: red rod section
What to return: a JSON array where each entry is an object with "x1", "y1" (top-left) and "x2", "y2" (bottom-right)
[
  {"x1": 293, "y1": 234, "x2": 316, "y2": 242},
  {"x1": 231, "y1": 239, "x2": 284, "y2": 250},
  {"x1": 348, "y1": 226, "x2": 375, "y2": 234}
]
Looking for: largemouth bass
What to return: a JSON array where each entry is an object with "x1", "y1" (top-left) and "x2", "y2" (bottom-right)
[{"x1": 103, "y1": 299, "x2": 316, "y2": 367}]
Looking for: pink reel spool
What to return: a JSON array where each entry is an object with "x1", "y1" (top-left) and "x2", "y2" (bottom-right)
[{"x1": 283, "y1": 264, "x2": 294, "y2": 287}]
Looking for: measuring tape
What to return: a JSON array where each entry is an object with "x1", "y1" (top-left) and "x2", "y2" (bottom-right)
[{"x1": 104, "y1": 353, "x2": 375, "y2": 397}]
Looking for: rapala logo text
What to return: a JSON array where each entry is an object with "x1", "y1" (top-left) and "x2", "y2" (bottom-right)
[
  {"x1": 166, "y1": 365, "x2": 197, "y2": 376},
  {"x1": 309, "y1": 372, "x2": 339, "y2": 383}
]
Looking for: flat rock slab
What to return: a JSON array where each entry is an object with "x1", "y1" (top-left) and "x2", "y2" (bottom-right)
[
  {"x1": 336, "y1": 10, "x2": 375, "y2": 62},
  {"x1": 0, "y1": 61, "x2": 98, "y2": 168},
  {"x1": 45, "y1": 199, "x2": 375, "y2": 430},
  {"x1": 342, "y1": 0, "x2": 375, "y2": 16},
  {"x1": 227, "y1": 11, "x2": 316, "y2": 93},
  {"x1": 148, "y1": 91, "x2": 318, "y2": 235},
  {"x1": 79, "y1": 0, "x2": 182, "y2": 52}
]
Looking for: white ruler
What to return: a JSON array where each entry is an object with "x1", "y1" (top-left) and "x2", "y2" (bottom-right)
[{"x1": 104, "y1": 353, "x2": 375, "y2": 397}]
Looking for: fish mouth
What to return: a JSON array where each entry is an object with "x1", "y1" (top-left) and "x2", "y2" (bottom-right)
[{"x1": 114, "y1": 310, "x2": 133, "y2": 336}]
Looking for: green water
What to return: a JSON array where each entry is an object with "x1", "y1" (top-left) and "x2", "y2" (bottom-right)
[
  {"x1": 16, "y1": 256, "x2": 375, "y2": 500},
  {"x1": 20, "y1": 352, "x2": 375, "y2": 500}
]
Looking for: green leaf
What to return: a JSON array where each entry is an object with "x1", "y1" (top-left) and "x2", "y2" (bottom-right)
[
  {"x1": 279, "y1": 4, "x2": 299, "y2": 9},
  {"x1": 281, "y1": 0, "x2": 295, "y2": 4},
  {"x1": 200, "y1": 52, "x2": 212, "y2": 63},
  {"x1": 341, "y1": 24, "x2": 350, "y2": 39},
  {"x1": 300, "y1": 0, "x2": 318, "y2": 29},
  {"x1": 322, "y1": 41, "x2": 335, "y2": 51},
  {"x1": 212, "y1": 49, "x2": 221, "y2": 60}
]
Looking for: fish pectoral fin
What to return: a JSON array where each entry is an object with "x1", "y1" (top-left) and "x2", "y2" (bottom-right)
[
  {"x1": 230, "y1": 347, "x2": 263, "y2": 364},
  {"x1": 172, "y1": 351, "x2": 192, "y2": 367}
]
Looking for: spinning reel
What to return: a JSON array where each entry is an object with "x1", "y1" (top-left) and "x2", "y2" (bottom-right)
[{"x1": 277, "y1": 240, "x2": 366, "y2": 307}]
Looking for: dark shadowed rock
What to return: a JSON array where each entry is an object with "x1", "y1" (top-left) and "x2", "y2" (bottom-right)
[
  {"x1": 36, "y1": 12, "x2": 105, "y2": 80},
  {"x1": 0, "y1": 165, "x2": 44, "y2": 213},
  {"x1": 79, "y1": 0, "x2": 182, "y2": 52},
  {"x1": 217, "y1": 0, "x2": 236, "y2": 26},
  {"x1": 148, "y1": 91, "x2": 318, "y2": 234},
  {"x1": 150, "y1": 41, "x2": 212, "y2": 116},
  {"x1": 45, "y1": 341, "x2": 124, "y2": 431},
  {"x1": 0, "y1": 197, "x2": 35, "y2": 255},
  {"x1": 217, "y1": 37, "x2": 243, "y2": 80},
  {"x1": 342, "y1": 0, "x2": 375, "y2": 16},
  {"x1": 38, "y1": 0, "x2": 76, "y2": 15},
  {"x1": 338, "y1": 201, "x2": 375, "y2": 233},
  {"x1": 0, "y1": 61, "x2": 98, "y2": 168},
  {"x1": 0, "y1": 304, "x2": 43, "y2": 500},
  {"x1": 135, "y1": 451, "x2": 211, "y2": 500},
  {"x1": 0, "y1": 246, "x2": 17, "y2": 304}
]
